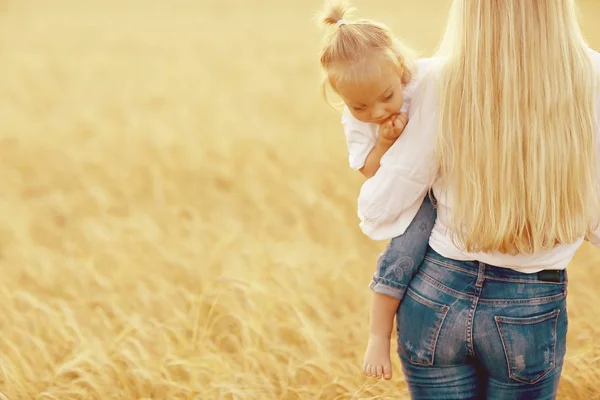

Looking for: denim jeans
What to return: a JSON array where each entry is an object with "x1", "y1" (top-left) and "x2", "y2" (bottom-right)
[
  {"x1": 369, "y1": 194, "x2": 437, "y2": 300},
  {"x1": 396, "y1": 247, "x2": 568, "y2": 400}
]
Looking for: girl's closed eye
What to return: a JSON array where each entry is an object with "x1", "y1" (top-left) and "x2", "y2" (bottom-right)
[{"x1": 383, "y1": 92, "x2": 394, "y2": 102}]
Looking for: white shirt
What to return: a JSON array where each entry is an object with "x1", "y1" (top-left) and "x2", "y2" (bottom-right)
[
  {"x1": 341, "y1": 58, "x2": 437, "y2": 171},
  {"x1": 349, "y1": 50, "x2": 600, "y2": 273}
]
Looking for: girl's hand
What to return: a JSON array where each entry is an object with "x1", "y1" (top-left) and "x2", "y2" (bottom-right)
[{"x1": 379, "y1": 112, "x2": 408, "y2": 143}]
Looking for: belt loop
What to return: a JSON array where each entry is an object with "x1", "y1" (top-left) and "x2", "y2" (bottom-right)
[{"x1": 475, "y1": 262, "x2": 486, "y2": 287}]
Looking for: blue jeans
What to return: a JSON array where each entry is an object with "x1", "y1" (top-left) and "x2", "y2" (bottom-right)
[
  {"x1": 369, "y1": 195, "x2": 437, "y2": 301},
  {"x1": 396, "y1": 247, "x2": 568, "y2": 400}
]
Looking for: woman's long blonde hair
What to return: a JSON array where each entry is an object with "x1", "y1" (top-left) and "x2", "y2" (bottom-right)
[{"x1": 435, "y1": 0, "x2": 600, "y2": 254}]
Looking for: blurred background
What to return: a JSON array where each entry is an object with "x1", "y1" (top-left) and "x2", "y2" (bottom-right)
[{"x1": 0, "y1": 0, "x2": 599, "y2": 399}]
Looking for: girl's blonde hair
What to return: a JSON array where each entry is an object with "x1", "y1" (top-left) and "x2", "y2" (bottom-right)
[
  {"x1": 434, "y1": 0, "x2": 600, "y2": 254},
  {"x1": 317, "y1": 0, "x2": 415, "y2": 104}
]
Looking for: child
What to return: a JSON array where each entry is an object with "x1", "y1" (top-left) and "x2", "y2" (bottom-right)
[{"x1": 318, "y1": 1, "x2": 437, "y2": 381}]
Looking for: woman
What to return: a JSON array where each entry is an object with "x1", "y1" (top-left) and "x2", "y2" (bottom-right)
[{"x1": 357, "y1": 0, "x2": 600, "y2": 398}]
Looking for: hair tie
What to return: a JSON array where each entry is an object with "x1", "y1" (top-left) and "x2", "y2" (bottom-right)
[{"x1": 337, "y1": 20, "x2": 346, "y2": 27}]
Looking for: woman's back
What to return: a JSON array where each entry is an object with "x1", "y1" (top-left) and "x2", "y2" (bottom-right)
[
  {"x1": 356, "y1": 3, "x2": 600, "y2": 273},
  {"x1": 434, "y1": 1, "x2": 600, "y2": 257},
  {"x1": 399, "y1": 47, "x2": 600, "y2": 273},
  {"x1": 431, "y1": 42, "x2": 600, "y2": 270}
]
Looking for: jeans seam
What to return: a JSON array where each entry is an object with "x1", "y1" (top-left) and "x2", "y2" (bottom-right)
[
  {"x1": 424, "y1": 256, "x2": 478, "y2": 277},
  {"x1": 466, "y1": 287, "x2": 481, "y2": 357},
  {"x1": 417, "y1": 271, "x2": 474, "y2": 300},
  {"x1": 406, "y1": 288, "x2": 447, "y2": 312},
  {"x1": 495, "y1": 309, "x2": 560, "y2": 324},
  {"x1": 495, "y1": 318, "x2": 514, "y2": 383},
  {"x1": 485, "y1": 276, "x2": 566, "y2": 285},
  {"x1": 551, "y1": 310, "x2": 559, "y2": 375},
  {"x1": 478, "y1": 292, "x2": 566, "y2": 306},
  {"x1": 430, "y1": 305, "x2": 449, "y2": 366}
]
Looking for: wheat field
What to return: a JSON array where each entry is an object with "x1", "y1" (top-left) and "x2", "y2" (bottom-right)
[{"x1": 0, "y1": 0, "x2": 599, "y2": 399}]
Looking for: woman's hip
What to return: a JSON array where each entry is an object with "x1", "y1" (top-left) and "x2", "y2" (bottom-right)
[
  {"x1": 396, "y1": 246, "x2": 568, "y2": 389},
  {"x1": 410, "y1": 246, "x2": 568, "y2": 305}
]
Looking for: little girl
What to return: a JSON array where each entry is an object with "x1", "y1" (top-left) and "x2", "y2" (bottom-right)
[{"x1": 318, "y1": 1, "x2": 437, "y2": 381}]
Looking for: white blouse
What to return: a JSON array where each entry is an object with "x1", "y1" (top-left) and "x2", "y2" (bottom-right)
[{"x1": 349, "y1": 50, "x2": 600, "y2": 273}]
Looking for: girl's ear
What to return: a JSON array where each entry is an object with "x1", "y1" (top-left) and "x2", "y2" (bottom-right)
[{"x1": 400, "y1": 66, "x2": 411, "y2": 84}]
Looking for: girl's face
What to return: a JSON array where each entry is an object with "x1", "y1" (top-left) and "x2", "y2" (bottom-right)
[{"x1": 336, "y1": 61, "x2": 405, "y2": 124}]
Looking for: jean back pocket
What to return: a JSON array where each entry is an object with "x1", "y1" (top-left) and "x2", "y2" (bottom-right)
[
  {"x1": 494, "y1": 308, "x2": 560, "y2": 384},
  {"x1": 397, "y1": 288, "x2": 449, "y2": 366}
]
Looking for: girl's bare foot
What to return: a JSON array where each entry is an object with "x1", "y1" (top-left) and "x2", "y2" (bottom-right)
[{"x1": 362, "y1": 334, "x2": 393, "y2": 380}]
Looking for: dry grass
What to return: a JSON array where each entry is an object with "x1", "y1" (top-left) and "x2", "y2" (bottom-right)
[{"x1": 0, "y1": 0, "x2": 598, "y2": 399}]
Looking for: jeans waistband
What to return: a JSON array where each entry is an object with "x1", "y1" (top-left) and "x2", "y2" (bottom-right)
[{"x1": 424, "y1": 246, "x2": 567, "y2": 284}]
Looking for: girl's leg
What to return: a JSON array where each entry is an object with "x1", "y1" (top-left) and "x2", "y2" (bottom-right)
[
  {"x1": 369, "y1": 194, "x2": 436, "y2": 300},
  {"x1": 363, "y1": 195, "x2": 437, "y2": 379}
]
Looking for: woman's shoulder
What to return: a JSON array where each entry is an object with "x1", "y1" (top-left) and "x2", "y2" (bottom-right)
[
  {"x1": 404, "y1": 57, "x2": 443, "y2": 97},
  {"x1": 410, "y1": 57, "x2": 442, "y2": 81}
]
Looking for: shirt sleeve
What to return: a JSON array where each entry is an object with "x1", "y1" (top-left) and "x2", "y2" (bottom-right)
[
  {"x1": 586, "y1": 228, "x2": 600, "y2": 248},
  {"x1": 357, "y1": 73, "x2": 439, "y2": 239},
  {"x1": 585, "y1": 152, "x2": 600, "y2": 247},
  {"x1": 341, "y1": 108, "x2": 379, "y2": 171}
]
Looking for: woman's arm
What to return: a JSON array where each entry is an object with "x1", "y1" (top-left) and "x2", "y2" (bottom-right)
[
  {"x1": 585, "y1": 49, "x2": 600, "y2": 247},
  {"x1": 586, "y1": 229, "x2": 600, "y2": 247}
]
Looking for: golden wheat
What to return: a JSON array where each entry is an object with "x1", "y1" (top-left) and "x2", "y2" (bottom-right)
[{"x1": 0, "y1": 0, "x2": 598, "y2": 399}]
